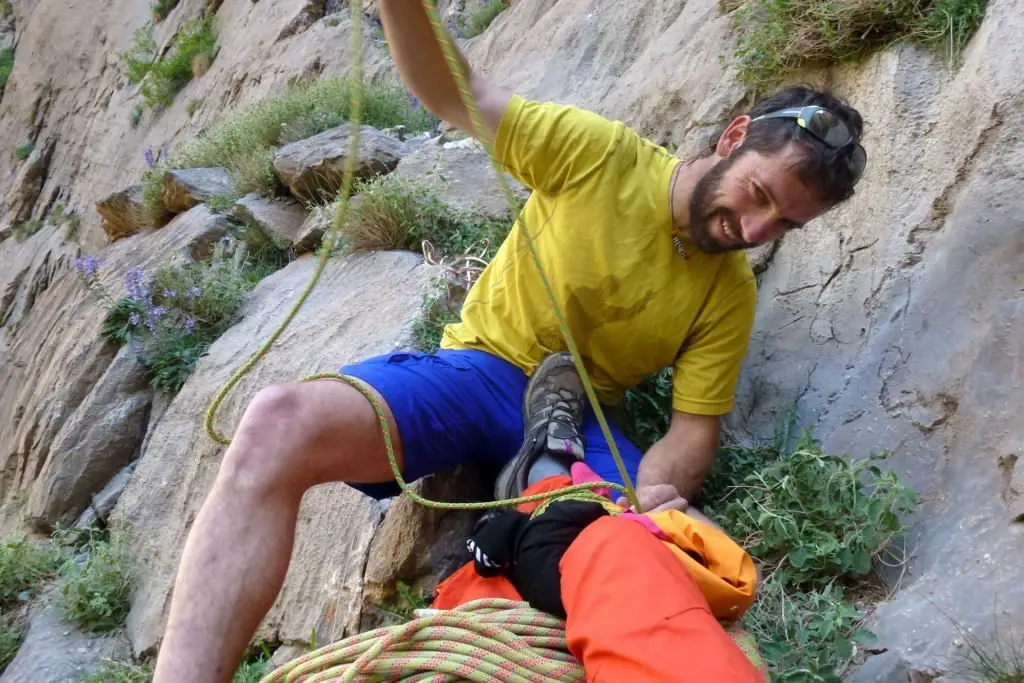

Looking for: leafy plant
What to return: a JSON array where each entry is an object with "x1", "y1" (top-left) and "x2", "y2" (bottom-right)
[
  {"x1": 143, "y1": 76, "x2": 435, "y2": 207},
  {"x1": 0, "y1": 48, "x2": 13, "y2": 91},
  {"x1": 121, "y1": 22, "x2": 158, "y2": 85},
  {"x1": 621, "y1": 367, "x2": 673, "y2": 451},
  {"x1": 0, "y1": 537, "x2": 61, "y2": 607},
  {"x1": 141, "y1": 15, "x2": 217, "y2": 109},
  {"x1": 412, "y1": 291, "x2": 461, "y2": 353},
  {"x1": 233, "y1": 642, "x2": 275, "y2": 683},
  {"x1": 715, "y1": 432, "x2": 917, "y2": 588},
  {"x1": 11, "y1": 219, "x2": 43, "y2": 242},
  {"x1": 14, "y1": 141, "x2": 34, "y2": 161},
  {"x1": 0, "y1": 614, "x2": 24, "y2": 673},
  {"x1": 82, "y1": 659, "x2": 152, "y2": 683},
  {"x1": 728, "y1": 0, "x2": 990, "y2": 90},
  {"x1": 76, "y1": 237, "x2": 288, "y2": 393},
  {"x1": 374, "y1": 580, "x2": 426, "y2": 623},
  {"x1": 55, "y1": 529, "x2": 133, "y2": 633},
  {"x1": 52, "y1": 203, "x2": 82, "y2": 242},
  {"x1": 459, "y1": 0, "x2": 507, "y2": 38},
  {"x1": 151, "y1": 0, "x2": 180, "y2": 21}
]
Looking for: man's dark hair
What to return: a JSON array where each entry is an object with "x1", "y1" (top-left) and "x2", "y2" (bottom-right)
[{"x1": 711, "y1": 85, "x2": 865, "y2": 204}]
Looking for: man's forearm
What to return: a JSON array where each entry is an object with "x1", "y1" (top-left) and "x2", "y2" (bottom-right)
[
  {"x1": 636, "y1": 413, "x2": 720, "y2": 501},
  {"x1": 378, "y1": 0, "x2": 474, "y2": 129}
]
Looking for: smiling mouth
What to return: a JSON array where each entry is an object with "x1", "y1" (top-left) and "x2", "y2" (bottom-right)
[{"x1": 719, "y1": 215, "x2": 740, "y2": 244}]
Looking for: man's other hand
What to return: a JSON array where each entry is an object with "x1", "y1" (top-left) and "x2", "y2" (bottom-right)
[{"x1": 616, "y1": 484, "x2": 688, "y2": 514}]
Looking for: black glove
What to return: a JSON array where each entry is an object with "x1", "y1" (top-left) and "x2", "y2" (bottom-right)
[{"x1": 468, "y1": 501, "x2": 609, "y2": 617}]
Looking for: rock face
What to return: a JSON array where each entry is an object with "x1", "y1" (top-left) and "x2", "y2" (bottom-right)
[
  {"x1": 273, "y1": 124, "x2": 405, "y2": 203},
  {"x1": 392, "y1": 136, "x2": 527, "y2": 217},
  {"x1": 162, "y1": 168, "x2": 238, "y2": 215},
  {"x1": 23, "y1": 344, "x2": 151, "y2": 530},
  {"x1": 0, "y1": 594, "x2": 132, "y2": 683},
  {"x1": 95, "y1": 185, "x2": 153, "y2": 241},
  {"x1": 114, "y1": 250, "x2": 435, "y2": 654},
  {"x1": 359, "y1": 465, "x2": 490, "y2": 632},
  {"x1": 3, "y1": 142, "x2": 52, "y2": 225},
  {"x1": 233, "y1": 193, "x2": 308, "y2": 248}
]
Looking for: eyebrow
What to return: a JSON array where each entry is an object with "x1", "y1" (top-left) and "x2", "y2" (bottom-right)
[{"x1": 755, "y1": 177, "x2": 804, "y2": 230}]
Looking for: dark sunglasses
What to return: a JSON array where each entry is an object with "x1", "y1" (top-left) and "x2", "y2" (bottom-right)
[{"x1": 751, "y1": 105, "x2": 867, "y2": 184}]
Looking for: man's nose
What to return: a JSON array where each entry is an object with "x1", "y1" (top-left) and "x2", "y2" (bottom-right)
[{"x1": 740, "y1": 210, "x2": 783, "y2": 245}]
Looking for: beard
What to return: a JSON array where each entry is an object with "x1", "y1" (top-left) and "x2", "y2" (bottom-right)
[{"x1": 687, "y1": 156, "x2": 754, "y2": 254}]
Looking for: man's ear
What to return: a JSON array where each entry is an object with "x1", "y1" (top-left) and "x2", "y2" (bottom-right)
[{"x1": 716, "y1": 115, "x2": 751, "y2": 158}]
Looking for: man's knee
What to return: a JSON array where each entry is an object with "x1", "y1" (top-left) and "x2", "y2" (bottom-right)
[{"x1": 219, "y1": 383, "x2": 337, "y2": 491}]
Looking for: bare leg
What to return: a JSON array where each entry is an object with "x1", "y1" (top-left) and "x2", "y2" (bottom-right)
[{"x1": 152, "y1": 379, "x2": 402, "y2": 683}]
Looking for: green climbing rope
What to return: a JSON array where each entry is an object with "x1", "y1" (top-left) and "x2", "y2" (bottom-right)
[{"x1": 203, "y1": 0, "x2": 642, "y2": 513}]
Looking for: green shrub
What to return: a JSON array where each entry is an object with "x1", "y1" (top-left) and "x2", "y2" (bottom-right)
[
  {"x1": 0, "y1": 614, "x2": 24, "y2": 673},
  {"x1": 151, "y1": 0, "x2": 180, "y2": 21},
  {"x1": 141, "y1": 16, "x2": 217, "y2": 109},
  {"x1": 412, "y1": 291, "x2": 461, "y2": 353},
  {"x1": 56, "y1": 530, "x2": 133, "y2": 633},
  {"x1": 52, "y1": 204, "x2": 82, "y2": 242},
  {"x1": 460, "y1": 0, "x2": 507, "y2": 38},
  {"x1": 121, "y1": 22, "x2": 157, "y2": 85},
  {"x1": 82, "y1": 659, "x2": 152, "y2": 683},
  {"x1": 77, "y1": 236, "x2": 288, "y2": 393},
  {"x1": 232, "y1": 643, "x2": 275, "y2": 683},
  {"x1": 621, "y1": 367, "x2": 673, "y2": 451},
  {"x1": 14, "y1": 141, "x2": 34, "y2": 161},
  {"x1": 0, "y1": 537, "x2": 61, "y2": 606},
  {"x1": 0, "y1": 48, "x2": 13, "y2": 91},
  {"x1": 729, "y1": 0, "x2": 990, "y2": 90},
  {"x1": 11, "y1": 219, "x2": 43, "y2": 242},
  {"x1": 342, "y1": 174, "x2": 512, "y2": 257},
  {"x1": 143, "y1": 77, "x2": 435, "y2": 207}
]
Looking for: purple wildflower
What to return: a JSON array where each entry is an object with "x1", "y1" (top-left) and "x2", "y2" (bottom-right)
[
  {"x1": 185, "y1": 317, "x2": 196, "y2": 333},
  {"x1": 144, "y1": 147, "x2": 154, "y2": 168},
  {"x1": 129, "y1": 312, "x2": 142, "y2": 326},
  {"x1": 162, "y1": 288, "x2": 177, "y2": 299},
  {"x1": 149, "y1": 305, "x2": 169, "y2": 319},
  {"x1": 123, "y1": 267, "x2": 148, "y2": 303},
  {"x1": 186, "y1": 286, "x2": 202, "y2": 299},
  {"x1": 74, "y1": 255, "x2": 101, "y2": 281}
]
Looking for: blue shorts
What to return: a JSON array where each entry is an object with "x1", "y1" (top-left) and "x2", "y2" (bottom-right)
[{"x1": 341, "y1": 349, "x2": 644, "y2": 499}]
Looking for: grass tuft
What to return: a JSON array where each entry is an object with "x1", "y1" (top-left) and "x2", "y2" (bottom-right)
[
  {"x1": 55, "y1": 529, "x2": 133, "y2": 633},
  {"x1": 374, "y1": 580, "x2": 427, "y2": 624},
  {"x1": 121, "y1": 22, "x2": 157, "y2": 86},
  {"x1": 0, "y1": 48, "x2": 13, "y2": 91},
  {"x1": 412, "y1": 292, "x2": 461, "y2": 353},
  {"x1": 0, "y1": 537, "x2": 61, "y2": 607},
  {"x1": 11, "y1": 219, "x2": 43, "y2": 242},
  {"x1": 0, "y1": 614, "x2": 24, "y2": 673},
  {"x1": 341, "y1": 174, "x2": 512, "y2": 257},
  {"x1": 143, "y1": 77, "x2": 436, "y2": 209},
  {"x1": 459, "y1": 0, "x2": 507, "y2": 38},
  {"x1": 82, "y1": 659, "x2": 152, "y2": 683},
  {"x1": 729, "y1": 0, "x2": 990, "y2": 90}
]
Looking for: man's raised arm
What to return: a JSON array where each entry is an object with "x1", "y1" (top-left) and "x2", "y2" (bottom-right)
[{"x1": 378, "y1": 0, "x2": 511, "y2": 140}]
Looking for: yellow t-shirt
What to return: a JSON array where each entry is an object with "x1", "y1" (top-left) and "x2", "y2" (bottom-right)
[{"x1": 441, "y1": 95, "x2": 757, "y2": 416}]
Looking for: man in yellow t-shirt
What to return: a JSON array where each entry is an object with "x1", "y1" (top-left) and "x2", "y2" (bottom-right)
[{"x1": 153, "y1": 3, "x2": 867, "y2": 679}]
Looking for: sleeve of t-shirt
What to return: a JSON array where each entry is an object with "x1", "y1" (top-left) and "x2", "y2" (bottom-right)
[
  {"x1": 494, "y1": 94, "x2": 627, "y2": 195},
  {"x1": 672, "y1": 274, "x2": 757, "y2": 416}
]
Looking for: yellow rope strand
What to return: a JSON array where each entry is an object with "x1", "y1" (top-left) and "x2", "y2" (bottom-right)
[{"x1": 203, "y1": 0, "x2": 642, "y2": 512}]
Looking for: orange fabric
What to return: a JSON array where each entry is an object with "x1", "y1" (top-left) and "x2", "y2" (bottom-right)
[
  {"x1": 646, "y1": 509, "x2": 758, "y2": 621},
  {"x1": 432, "y1": 477, "x2": 575, "y2": 609},
  {"x1": 560, "y1": 516, "x2": 766, "y2": 682}
]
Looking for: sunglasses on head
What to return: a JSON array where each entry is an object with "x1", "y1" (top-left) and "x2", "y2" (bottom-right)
[{"x1": 751, "y1": 105, "x2": 867, "y2": 184}]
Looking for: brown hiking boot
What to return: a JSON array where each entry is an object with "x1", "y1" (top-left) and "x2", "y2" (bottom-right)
[{"x1": 494, "y1": 353, "x2": 586, "y2": 500}]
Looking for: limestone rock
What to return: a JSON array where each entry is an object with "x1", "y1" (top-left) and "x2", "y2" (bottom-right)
[
  {"x1": 114, "y1": 250, "x2": 433, "y2": 654},
  {"x1": 277, "y1": 0, "x2": 327, "y2": 42},
  {"x1": 359, "y1": 465, "x2": 490, "y2": 631},
  {"x1": 95, "y1": 185, "x2": 153, "y2": 241},
  {"x1": 232, "y1": 193, "x2": 308, "y2": 249},
  {"x1": 3, "y1": 141, "x2": 52, "y2": 224},
  {"x1": 74, "y1": 463, "x2": 136, "y2": 529},
  {"x1": 273, "y1": 124, "x2": 404, "y2": 203},
  {"x1": 393, "y1": 136, "x2": 527, "y2": 218},
  {"x1": 0, "y1": 593, "x2": 131, "y2": 682},
  {"x1": 162, "y1": 168, "x2": 238, "y2": 215},
  {"x1": 164, "y1": 204, "x2": 232, "y2": 263},
  {"x1": 24, "y1": 344, "x2": 151, "y2": 530},
  {"x1": 295, "y1": 204, "x2": 331, "y2": 254}
]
